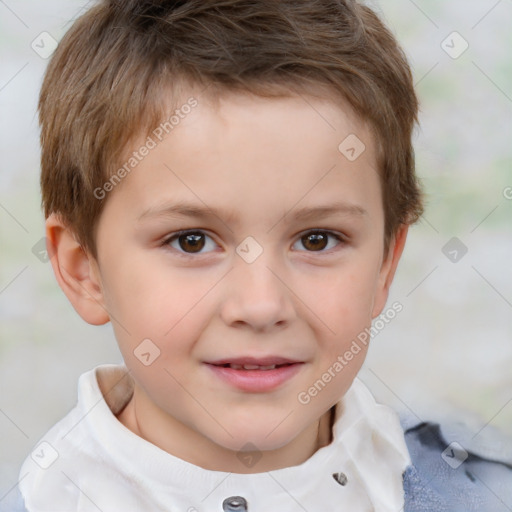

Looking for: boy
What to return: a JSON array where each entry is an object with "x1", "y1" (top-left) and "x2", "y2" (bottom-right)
[{"x1": 11, "y1": 0, "x2": 512, "y2": 510}]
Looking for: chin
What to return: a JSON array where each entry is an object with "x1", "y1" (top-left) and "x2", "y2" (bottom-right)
[{"x1": 207, "y1": 421, "x2": 303, "y2": 453}]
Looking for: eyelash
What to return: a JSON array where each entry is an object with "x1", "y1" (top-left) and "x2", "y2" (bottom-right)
[{"x1": 161, "y1": 229, "x2": 347, "y2": 258}]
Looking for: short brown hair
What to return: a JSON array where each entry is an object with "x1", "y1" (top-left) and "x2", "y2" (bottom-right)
[{"x1": 39, "y1": 0, "x2": 423, "y2": 256}]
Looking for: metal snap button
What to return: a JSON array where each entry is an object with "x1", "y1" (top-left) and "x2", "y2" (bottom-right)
[
  {"x1": 222, "y1": 496, "x2": 248, "y2": 511},
  {"x1": 332, "y1": 472, "x2": 348, "y2": 486}
]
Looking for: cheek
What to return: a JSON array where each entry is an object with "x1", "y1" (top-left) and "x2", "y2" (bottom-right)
[
  {"x1": 100, "y1": 253, "x2": 218, "y2": 338},
  {"x1": 311, "y1": 262, "x2": 381, "y2": 335}
]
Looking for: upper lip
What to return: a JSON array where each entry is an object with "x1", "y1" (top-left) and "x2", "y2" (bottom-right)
[{"x1": 206, "y1": 356, "x2": 303, "y2": 366}]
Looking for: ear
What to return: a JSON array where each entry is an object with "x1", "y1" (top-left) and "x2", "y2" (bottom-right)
[
  {"x1": 371, "y1": 224, "x2": 408, "y2": 318},
  {"x1": 46, "y1": 213, "x2": 109, "y2": 325}
]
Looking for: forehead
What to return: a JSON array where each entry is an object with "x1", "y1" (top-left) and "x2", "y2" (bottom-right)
[
  {"x1": 182, "y1": 87, "x2": 371, "y2": 155},
  {"x1": 104, "y1": 90, "x2": 382, "y2": 228}
]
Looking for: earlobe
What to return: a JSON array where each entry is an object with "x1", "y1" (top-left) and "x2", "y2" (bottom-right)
[
  {"x1": 371, "y1": 225, "x2": 408, "y2": 318},
  {"x1": 46, "y1": 213, "x2": 110, "y2": 325}
]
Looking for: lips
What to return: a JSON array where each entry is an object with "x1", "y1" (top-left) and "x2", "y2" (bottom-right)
[{"x1": 205, "y1": 356, "x2": 304, "y2": 392}]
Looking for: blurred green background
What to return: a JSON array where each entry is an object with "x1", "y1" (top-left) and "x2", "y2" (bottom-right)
[{"x1": 1, "y1": 0, "x2": 511, "y2": 500}]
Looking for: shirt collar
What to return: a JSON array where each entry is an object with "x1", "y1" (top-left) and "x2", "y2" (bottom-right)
[{"x1": 85, "y1": 364, "x2": 411, "y2": 510}]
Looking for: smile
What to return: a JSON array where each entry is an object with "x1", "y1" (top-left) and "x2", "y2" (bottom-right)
[
  {"x1": 205, "y1": 357, "x2": 304, "y2": 392},
  {"x1": 217, "y1": 363, "x2": 292, "y2": 371}
]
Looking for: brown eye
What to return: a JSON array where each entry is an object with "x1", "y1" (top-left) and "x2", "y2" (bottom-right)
[
  {"x1": 301, "y1": 232, "x2": 328, "y2": 251},
  {"x1": 165, "y1": 231, "x2": 217, "y2": 255},
  {"x1": 178, "y1": 233, "x2": 205, "y2": 253},
  {"x1": 294, "y1": 230, "x2": 344, "y2": 253}
]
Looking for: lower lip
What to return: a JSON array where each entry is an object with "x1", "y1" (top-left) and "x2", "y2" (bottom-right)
[{"x1": 205, "y1": 363, "x2": 303, "y2": 392}]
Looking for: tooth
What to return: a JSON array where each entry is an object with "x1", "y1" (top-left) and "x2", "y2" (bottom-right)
[{"x1": 228, "y1": 363, "x2": 279, "y2": 370}]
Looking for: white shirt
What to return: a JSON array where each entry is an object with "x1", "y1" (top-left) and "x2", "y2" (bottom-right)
[{"x1": 19, "y1": 364, "x2": 411, "y2": 512}]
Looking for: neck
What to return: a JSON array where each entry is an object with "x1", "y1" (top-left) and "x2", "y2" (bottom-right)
[{"x1": 117, "y1": 384, "x2": 335, "y2": 474}]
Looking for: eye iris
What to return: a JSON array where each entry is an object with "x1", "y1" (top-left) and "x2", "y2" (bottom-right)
[
  {"x1": 179, "y1": 233, "x2": 205, "y2": 253},
  {"x1": 303, "y1": 232, "x2": 328, "y2": 251},
  {"x1": 174, "y1": 232, "x2": 333, "y2": 254}
]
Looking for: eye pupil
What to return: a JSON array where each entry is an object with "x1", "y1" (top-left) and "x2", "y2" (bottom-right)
[
  {"x1": 179, "y1": 233, "x2": 205, "y2": 253},
  {"x1": 302, "y1": 232, "x2": 328, "y2": 251},
  {"x1": 170, "y1": 230, "x2": 339, "y2": 256}
]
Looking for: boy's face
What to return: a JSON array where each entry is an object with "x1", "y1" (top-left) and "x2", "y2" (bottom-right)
[{"x1": 68, "y1": 91, "x2": 405, "y2": 464}]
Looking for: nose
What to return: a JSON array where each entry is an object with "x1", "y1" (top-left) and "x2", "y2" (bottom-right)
[{"x1": 219, "y1": 248, "x2": 295, "y2": 332}]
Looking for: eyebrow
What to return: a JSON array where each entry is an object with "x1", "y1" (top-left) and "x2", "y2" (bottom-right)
[{"x1": 138, "y1": 200, "x2": 367, "y2": 224}]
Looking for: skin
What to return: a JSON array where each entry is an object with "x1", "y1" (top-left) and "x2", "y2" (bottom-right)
[{"x1": 47, "y1": 90, "x2": 408, "y2": 474}]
